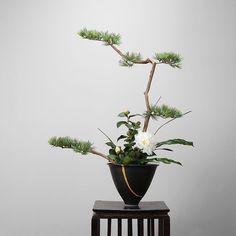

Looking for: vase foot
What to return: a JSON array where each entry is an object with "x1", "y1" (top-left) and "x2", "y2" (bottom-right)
[{"x1": 123, "y1": 204, "x2": 140, "y2": 209}]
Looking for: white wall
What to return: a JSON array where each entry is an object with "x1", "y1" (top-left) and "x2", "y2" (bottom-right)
[{"x1": 1, "y1": 0, "x2": 236, "y2": 235}]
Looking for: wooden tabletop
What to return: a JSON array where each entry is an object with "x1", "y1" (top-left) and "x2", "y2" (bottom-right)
[{"x1": 93, "y1": 201, "x2": 170, "y2": 213}]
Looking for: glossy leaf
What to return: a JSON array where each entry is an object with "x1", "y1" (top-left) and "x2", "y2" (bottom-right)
[
  {"x1": 106, "y1": 142, "x2": 116, "y2": 148},
  {"x1": 117, "y1": 135, "x2": 127, "y2": 141},
  {"x1": 118, "y1": 111, "x2": 129, "y2": 117},
  {"x1": 146, "y1": 157, "x2": 182, "y2": 165},
  {"x1": 116, "y1": 121, "x2": 128, "y2": 128},
  {"x1": 128, "y1": 114, "x2": 142, "y2": 118},
  {"x1": 156, "y1": 139, "x2": 193, "y2": 148},
  {"x1": 108, "y1": 154, "x2": 118, "y2": 161},
  {"x1": 156, "y1": 148, "x2": 173, "y2": 152}
]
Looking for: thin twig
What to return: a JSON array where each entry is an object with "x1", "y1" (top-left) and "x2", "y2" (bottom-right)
[
  {"x1": 154, "y1": 111, "x2": 192, "y2": 135},
  {"x1": 154, "y1": 96, "x2": 162, "y2": 106},
  {"x1": 97, "y1": 128, "x2": 115, "y2": 145}
]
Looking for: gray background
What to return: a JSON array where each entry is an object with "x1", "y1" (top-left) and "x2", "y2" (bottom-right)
[{"x1": 1, "y1": 0, "x2": 236, "y2": 235}]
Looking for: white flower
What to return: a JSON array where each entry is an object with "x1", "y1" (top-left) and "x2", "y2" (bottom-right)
[{"x1": 135, "y1": 131, "x2": 156, "y2": 155}]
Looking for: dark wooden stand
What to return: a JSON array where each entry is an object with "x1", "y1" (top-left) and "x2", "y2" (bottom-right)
[{"x1": 91, "y1": 201, "x2": 170, "y2": 236}]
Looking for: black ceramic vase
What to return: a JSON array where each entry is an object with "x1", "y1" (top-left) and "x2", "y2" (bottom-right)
[{"x1": 108, "y1": 163, "x2": 158, "y2": 207}]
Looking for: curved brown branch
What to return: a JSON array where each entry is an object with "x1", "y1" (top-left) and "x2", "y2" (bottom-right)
[
  {"x1": 110, "y1": 44, "x2": 151, "y2": 64},
  {"x1": 109, "y1": 44, "x2": 157, "y2": 132},
  {"x1": 143, "y1": 62, "x2": 157, "y2": 132},
  {"x1": 110, "y1": 44, "x2": 125, "y2": 57},
  {"x1": 90, "y1": 150, "x2": 115, "y2": 163}
]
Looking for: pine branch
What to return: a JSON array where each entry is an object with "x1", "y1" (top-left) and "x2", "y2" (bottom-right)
[
  {"x1": 144, "y1": 104, "x2": 183, "y2": 120},
  {"x1": 154, "y1": 52, "x2": 182, "y2": 68},
  {"x1": 78, "y1": 28, "x2": 121, "y2": 45},
  {"x1": 48, "y1": 136, "x2": 93, "y2": 154},
  {"x1": 48, "y1": 136, "x2": 115, "y2": 162},
  {"x1": 110, "y1": 44, "x2": 151, "y2": 66},
  {"x1": 79, "y1": 29, "x2": 147, "y2": 66},
  {"x1": 119, "y1": 52, "x2": 143, "y2": 67},
  {"x1": 78, "y1": 28, "x2": 184, "y2": 133}
]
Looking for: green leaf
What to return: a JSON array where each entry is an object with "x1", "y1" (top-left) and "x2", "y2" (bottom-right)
[
  {"x1": 117, "y1": 121, "x2": 133, "y2": 129},
  {"x1": 121, "y1": 156, "x2": 133, "y2": 165},
  {"x1": 118, "y1": 112, "x2": 126, "y2": 117},
  {"x1": 98, "y1": 128, "x2": 116, "y2": 147},
  {"x1": 106, "y1": 142, "x2": 116, "y2": 148},
  {"x1": 117, "y1": 135, "x2": 127, "y2": 141},
  {"x1": 144, "y1": 157, "x2": 182, "y2": 165},
  {"x1": 128, "y1": 120, "x2": 141, "y2": 129},
  {"x1": 107, "y1": 154, "x2": 118, "y2": 161},
  {"x1": 124, "y1": 142, "x2": 135, "y2": 148},
  {"x1": 156, "y1": 148, "x2": 173, "y2": 152},
  {"x1": 128, "y1": 113, "x2": 142, "y2": 118},
  {"x1": 116, "y1": 121, "x2": 128, "y2": 128},
  {"x1": 156, "y1": 139, "x2": 194, "y2": 148}
]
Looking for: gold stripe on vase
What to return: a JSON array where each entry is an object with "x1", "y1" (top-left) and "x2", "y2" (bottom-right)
[{"x1": 121, "y1": 165, "x2": 142, "y2": 198}]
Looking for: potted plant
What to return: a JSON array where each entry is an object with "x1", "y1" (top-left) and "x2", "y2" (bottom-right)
[{"x1": 48, "y1": 28, "x2": 193, "y2": 206}]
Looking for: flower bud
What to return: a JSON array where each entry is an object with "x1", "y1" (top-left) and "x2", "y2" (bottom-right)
[
  {"x1": 123, "y1": 109, "x2": 130, "y2": 115},
  {"x1": 115, "y1": 146, "x2": 121, "y2": 154}
]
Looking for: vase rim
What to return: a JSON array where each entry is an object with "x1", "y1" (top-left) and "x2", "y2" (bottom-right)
[{"x1": 108, "y1": 162, "x2": 159, "y2": 167}]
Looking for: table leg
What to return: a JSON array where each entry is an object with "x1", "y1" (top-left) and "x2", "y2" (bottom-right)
[
  {"x1": 163, "y1": 215, "x2": 170, "y2": 236},
  {"x1": 147, "y1": 218, "x2": 155, "y2": 236},
  {"x1": 128, "y1": 219, "x2": 133, "y2": 236},
  {"x1": 91, "y1": 214, "x2": 100, "y2": 236},
  {"x1": 137, "y1": 219, "x2": 144, "y2": 236},
  {"x1": 159, "y1": 216, "x2": 170, "y2": 236},
  {"x1": 107, "y1": 218, "x2": 111, "y2": 236},
  {"x1": 118, "y1": 218, "x2": 122, "y2": 236},
  {"x1": 159, "y1": 218, "x2": 164, "y2": 236}
]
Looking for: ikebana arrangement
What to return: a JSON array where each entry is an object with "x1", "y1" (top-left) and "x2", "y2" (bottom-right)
[{"x1": 48, "y1": 28, "x2": 193, "y2": 206}]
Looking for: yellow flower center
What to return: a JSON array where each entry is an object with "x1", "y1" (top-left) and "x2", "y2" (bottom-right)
[{"x1": 141, "y1": 139, "x2": 150, "y2": 146}]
